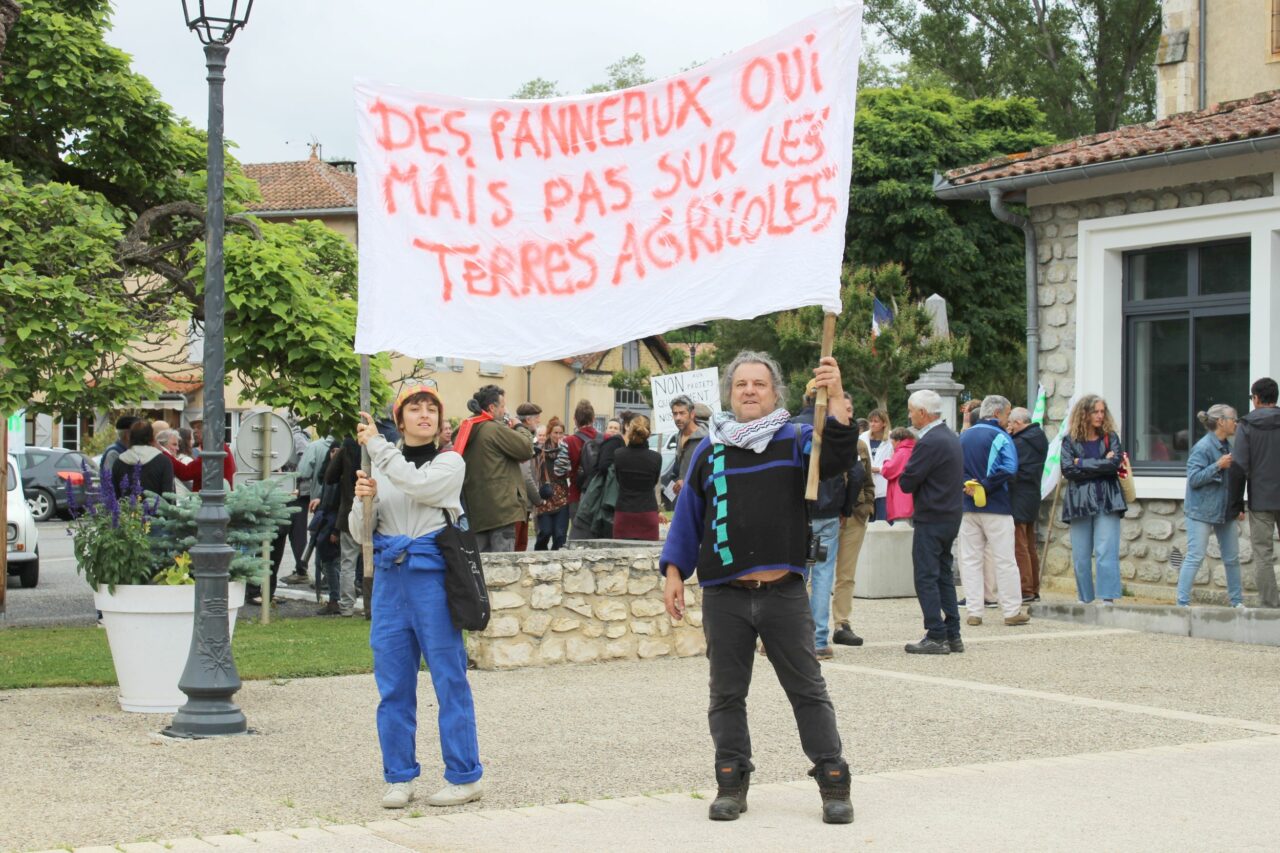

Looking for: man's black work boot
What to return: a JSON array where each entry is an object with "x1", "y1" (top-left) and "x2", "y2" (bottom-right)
[
  {"x1": 707, "y1": 762, "x2": 751, "y2": 821},
  {"x1": 809, "y1": 759, "x2": 854, "y2": 824}
]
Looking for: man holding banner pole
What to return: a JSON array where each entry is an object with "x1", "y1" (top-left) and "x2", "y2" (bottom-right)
[{"x1": 661, "y1": 350, "x2": 857, "y2": 825}]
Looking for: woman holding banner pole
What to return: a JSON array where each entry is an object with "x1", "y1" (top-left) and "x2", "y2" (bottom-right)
[{"x1": 352, "y1": 385, "x2": 484, "y2": 810}]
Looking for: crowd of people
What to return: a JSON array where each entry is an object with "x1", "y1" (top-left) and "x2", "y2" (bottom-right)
[{"x1": 93, "y1": 360, "x2": 1280, "y2": 825}]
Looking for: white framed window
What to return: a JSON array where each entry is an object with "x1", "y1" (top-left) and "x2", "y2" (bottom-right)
[
  {"x1": 478, "y1": 361, "x2": 505, "y2": 377},
  {"x1": 1122, "y1": 240, "x2": 1250, "y2": 470},
  {"x1": 1075, "y1": 193, "x2": 1280, "y2": 500},
  {"x1": 60, "y1": 414, "x2": 82, "y2": 451},
  {"x1": 224, "y1": 411, "x2": 241, "y2": 446}
]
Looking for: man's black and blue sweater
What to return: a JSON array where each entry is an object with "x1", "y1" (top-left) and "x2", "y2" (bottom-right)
[{"x1": 659, "y1": 419, "x2": 856, "y2": 587}]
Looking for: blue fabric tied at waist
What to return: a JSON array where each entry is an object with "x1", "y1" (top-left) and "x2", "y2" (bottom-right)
[{"x1": 372, "y1": 530, "x2": 444, "y2": 572}]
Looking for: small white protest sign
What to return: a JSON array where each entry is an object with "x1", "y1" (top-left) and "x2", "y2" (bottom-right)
[{"x1": 649, "y1": 368, "x2": 721, "y2": 434}]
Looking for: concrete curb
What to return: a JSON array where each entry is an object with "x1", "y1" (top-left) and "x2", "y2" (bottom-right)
[{"x1": 1030, "y1": 601, "x2": 1280, "y2": 646}]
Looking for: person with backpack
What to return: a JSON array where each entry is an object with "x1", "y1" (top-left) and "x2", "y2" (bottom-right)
[
  {"x1": 563, "y1": 399, "x2": 596, "y2": 535},
  {"x1": 573, "y1": 412, "x2": 630, "y2": 539}
]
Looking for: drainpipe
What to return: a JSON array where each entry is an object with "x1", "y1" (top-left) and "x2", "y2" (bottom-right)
[
  {"x1": 564, "y1": 359, "x2": 583, "y2": 424},
  {"x1": 988, "y1": 188, "x2": 1040, "y2": 409},
  {"x1": 1198, "y1": 0, "x2": 1207, "y2": 110}
]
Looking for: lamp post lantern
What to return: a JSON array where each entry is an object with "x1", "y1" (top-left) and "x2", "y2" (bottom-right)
[{"x1": 165, "y1": 0, "x2": 255, "y2": 739}]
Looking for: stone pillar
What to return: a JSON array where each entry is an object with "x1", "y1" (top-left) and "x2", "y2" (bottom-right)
[{"x1": 906, "y1": 294, "x2": 965, "y2": 432}]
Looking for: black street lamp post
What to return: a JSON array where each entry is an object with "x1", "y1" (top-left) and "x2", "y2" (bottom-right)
[{"x1": 166, "y1": 0, "x2": 254, "y2": 739}]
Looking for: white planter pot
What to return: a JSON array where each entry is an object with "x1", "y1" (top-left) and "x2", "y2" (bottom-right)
[{"x1": 93, "y1": 582, "x2": 246, "y2": 713}]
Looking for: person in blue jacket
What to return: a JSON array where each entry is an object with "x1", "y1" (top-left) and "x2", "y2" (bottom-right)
[
  {"x1": 1176, "y1": 405, "x2": 1244, "y2": 607},
  {"x1": 957, "y1": 395, "x2": 1030, "y2": 627}
]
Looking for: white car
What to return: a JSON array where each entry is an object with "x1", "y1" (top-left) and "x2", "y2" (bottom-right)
[{"x1": 6, "y1": 453, "x2": 39, "y2": 588}]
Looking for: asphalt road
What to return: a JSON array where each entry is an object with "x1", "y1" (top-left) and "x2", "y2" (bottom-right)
[
  {"x1": 3, "y1": 520, "x2": 98, "y2": 627},
  {"x1": 2, "y1": 520, "x2": 348, "y2": 628}
]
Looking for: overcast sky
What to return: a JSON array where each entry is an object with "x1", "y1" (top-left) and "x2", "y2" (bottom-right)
[{"x1": 106, "y1": 0, "x2": 854, "y2": 165}]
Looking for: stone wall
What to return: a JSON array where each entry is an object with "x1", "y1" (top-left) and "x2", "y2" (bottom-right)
[
  {"x1": 467, "y1": 548, "x2": 706, "y2": 669},
  {"x1": 1032, "y1": 173, "x2": 1275, "y2": 604}
]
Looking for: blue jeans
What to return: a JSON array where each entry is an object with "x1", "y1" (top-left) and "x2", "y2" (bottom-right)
[
  {"x1": 1176, "y1": 518, "x2": 1243, "y2": 606},
  {"x1": 535, "y1": 506, "x2": 570, "y2": 550},
  {"x1": 911, "y1": 519, "x2": 962, "y2": 641},
  {"x1": 873, "y1": 497, "x2": 887, "y2": 522},
  {"x1": 370, "y1": 541, "x2": 483, "y2": 786},
  {"x1": 1068, "y1": 513, "x2": 1122, "y2": 602},
  {"x1": 807, "y1": 517, "x2": 842, "y2": 650}
]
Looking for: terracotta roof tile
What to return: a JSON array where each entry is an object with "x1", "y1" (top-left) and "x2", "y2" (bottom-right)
[
  {"x1": 243, "y1": 156, "x2": 357, "y2": 213},
  {"x1": 944, "y1": 90, "x2": 1280, "y2": 186}
]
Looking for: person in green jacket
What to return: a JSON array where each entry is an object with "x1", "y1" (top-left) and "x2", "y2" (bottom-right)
[{"x1": 453, "y1": 384, "x2": 535, "y2": 552}]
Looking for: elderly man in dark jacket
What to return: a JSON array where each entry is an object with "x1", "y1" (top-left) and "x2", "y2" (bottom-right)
[
  {"x1": 1008, "y1": 407, "x2": 1048, "y2": 602},
  {"x1": 899, "y1": 389, "x2": 965, "y2": 655}
]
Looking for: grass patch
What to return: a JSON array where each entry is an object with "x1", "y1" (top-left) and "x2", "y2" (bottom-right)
[{"x1": 0, "y1": 617, "x2": 374, "y2": 689}]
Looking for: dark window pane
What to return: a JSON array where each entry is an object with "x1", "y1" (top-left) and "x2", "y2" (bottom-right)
[
  {"x1": 1129, "y1": 249, "x2": 1188, "y2": 300},
  {"x1": 1130, "y1": 317, "x2": 1190, "y2": 463},
  {"x1": 1198, "y1": 242, "x2": 1250, "y2": 295},
  {"x1": 1192, "y1": 314, "x2": 1251, "y2": 442}
]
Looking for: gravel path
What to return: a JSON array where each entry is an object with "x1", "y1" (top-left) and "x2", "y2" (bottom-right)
[{"x1": 3, "y1": 597, "x2": 1277, "y2": 852}]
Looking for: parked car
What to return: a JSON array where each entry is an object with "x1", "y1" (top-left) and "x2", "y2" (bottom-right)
[
  {"x1": 6, "y1": 454, "x2": 40, "y2": 588},
  {"x1": 15, "y1": 446, "x2": 97, "y2": 522}
]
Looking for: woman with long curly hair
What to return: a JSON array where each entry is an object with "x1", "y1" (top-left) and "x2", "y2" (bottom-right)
[{"x1": 1059, "y1": 395, "x2": 1128, "y2": 603}]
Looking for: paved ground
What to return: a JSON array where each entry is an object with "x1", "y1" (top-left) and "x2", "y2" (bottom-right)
[{"x1": 4, "y1": 596, "x2": 1278, "y2": 852}]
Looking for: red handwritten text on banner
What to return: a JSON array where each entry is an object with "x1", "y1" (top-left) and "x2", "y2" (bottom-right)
[{"x1": 354, "y1": 5, "x2": 862, "y2": 363}]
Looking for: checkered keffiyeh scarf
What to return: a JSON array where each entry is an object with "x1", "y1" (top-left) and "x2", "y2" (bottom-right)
[{"x1": 707, "y1": 408, "x2": 792, "y2": 454}]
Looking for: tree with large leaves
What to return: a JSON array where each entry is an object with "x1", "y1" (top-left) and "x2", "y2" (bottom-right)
[
  {"x1": 865, "y1": 0, "x2": 1161, "y2": 138},
  {"x1": 0, "y1": 0, "x2": 388, "y2": 437},
  {"x1": 845, "y1": 86, "x2": 1053, "y2": 399}
]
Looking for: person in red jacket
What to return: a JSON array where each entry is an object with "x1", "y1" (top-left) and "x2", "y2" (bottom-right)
[
  {"x1": 165, "y1": 418, "x2": 236, "y2": 490},
  {"x1": 881, "y1": 427, "x2": 916, "y2": 524}
]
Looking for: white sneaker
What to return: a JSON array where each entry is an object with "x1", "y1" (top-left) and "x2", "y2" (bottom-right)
[
  {"x1": 427, "y1": 780, "x2": 484, "y2": 807},
  {"x1": 381, "y1": 781, "x2": 415, "y2": 809}
]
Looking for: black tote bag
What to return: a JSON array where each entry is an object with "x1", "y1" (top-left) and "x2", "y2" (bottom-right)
[{"x1": 437, "y1": 511, "x2": 490, "y2": 631}]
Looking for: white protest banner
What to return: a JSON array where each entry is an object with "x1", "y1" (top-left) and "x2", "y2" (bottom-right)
[
  {"x1": 649, "y1": 368, "x2": 722, "y2": 434},
  {"x1": 353, "y1": 5, "x2": 862, "y2": 363},
  {"x1": 1041, "y1": 393, "x2": 1081, "y2": 500}
]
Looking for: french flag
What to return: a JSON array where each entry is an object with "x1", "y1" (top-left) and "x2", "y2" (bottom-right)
[{"x1": 871, "y1": 298, "x2": 894, "y2": 338}]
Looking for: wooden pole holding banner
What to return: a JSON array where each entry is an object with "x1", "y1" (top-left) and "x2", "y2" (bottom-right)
[
  {"x1": 1040, "y1": 481, "x2": 1062, "y2": 570},
  {"x1": 805, "y1": 313, "x2": 838, "y2": 501},
  {"x1": 360, "y1": 356, "x2": 374, "y2": 617}
]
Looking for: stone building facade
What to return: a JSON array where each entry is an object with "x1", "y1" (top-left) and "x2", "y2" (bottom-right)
[
  {"x1": 1031, "y1": 172, "x2": 1275, "y2": 603},
  {"x1": 936, "y1": 85, "x2": 1280, "y2": 607}
]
